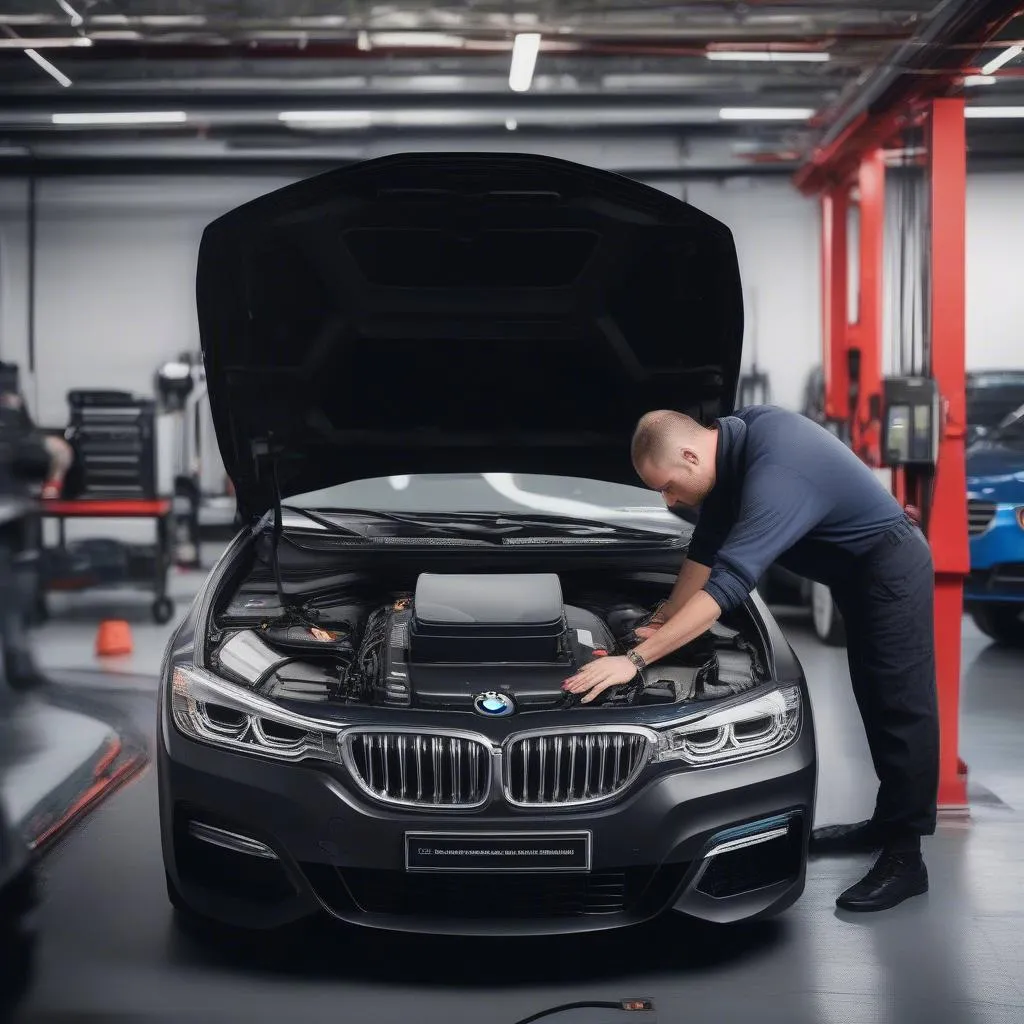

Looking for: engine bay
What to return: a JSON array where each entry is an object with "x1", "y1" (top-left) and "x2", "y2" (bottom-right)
[{"x1": 209, "y1": 565, "x2": 767, "y2": 711}]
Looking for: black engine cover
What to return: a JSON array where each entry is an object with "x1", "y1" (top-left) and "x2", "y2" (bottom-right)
[
  {"x1": 375, "y1": 573, "x2": 616, "y2": 709},
  {"x1": 410, "y1": 572, "x2": 565, "y2": 663}
]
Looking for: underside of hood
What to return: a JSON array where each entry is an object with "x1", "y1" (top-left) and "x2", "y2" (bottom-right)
[{"x1": 196, "y1": 152, "x2": 744, "y2": 519}]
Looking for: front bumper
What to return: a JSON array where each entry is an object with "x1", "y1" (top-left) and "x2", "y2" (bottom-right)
[
  {"x1": 158, "y1": 704, "x2": 816, "y2": 935},
  {"x1": 966, "y1": 505, "x2": 1024, "y2": 603}
]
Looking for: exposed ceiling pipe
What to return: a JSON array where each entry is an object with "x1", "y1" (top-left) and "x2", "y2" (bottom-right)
[
  {"x1": 40, "y1": 31, "x2": 916, "y2": 64},
  {"x1": 812, "y1": 0, "x2": 1023, "y2": 153},
  {"x1": 793, "y1": 0, "x2": 1024, "y2": 192},
  {"x1": 0, "y1": 153, "x2": 800, "y2": 180}
]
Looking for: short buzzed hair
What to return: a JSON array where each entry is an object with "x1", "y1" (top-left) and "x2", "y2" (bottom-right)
[{"x1": 630, "y1": 409, "x2": 704, "y2": 467}]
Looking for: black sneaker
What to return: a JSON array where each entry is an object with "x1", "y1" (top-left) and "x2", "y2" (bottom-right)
[
  {"x1": 809, "y1": 819, "x2": 884, "y2": 856},
  {"x1": 835, "y1": 848, "x2": 929, "y2": 912}
]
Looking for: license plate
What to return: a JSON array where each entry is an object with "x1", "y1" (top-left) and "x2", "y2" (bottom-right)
[{"x1": 405, "y1": 831, "x2": 592, "y2": 873}]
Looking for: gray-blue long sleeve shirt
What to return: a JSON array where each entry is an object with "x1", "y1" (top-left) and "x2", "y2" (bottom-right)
[{"x1": 688, "y1": 406, "x2": 906, "y2": 613}]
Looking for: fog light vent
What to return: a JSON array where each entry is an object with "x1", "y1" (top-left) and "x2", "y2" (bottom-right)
[{"x1": 696, "y1": 820, "x2": 802, "y2": 899}]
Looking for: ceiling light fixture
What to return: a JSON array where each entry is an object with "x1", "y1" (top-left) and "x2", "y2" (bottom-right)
[
  {"x1": 965, "y1": 106, "x2": 1024, "y2": 118},
  {"x1": 88, "y1": 31, "x2": 144, "y2": 41},
  {"x1": 509, "y1": 32, "x2": 541, "y2": 93},
  {"x1": 707, "y1": 50, "x2": 830, "y2": 63},
  {"x1": 719, "y1": 107, "x2": 816, "y2": 121},
  {"x1": 26, "y1": 48, "x2": 71, "y2": 87},
  {"x1": 0, "y1": 35, "x2": 93, "y2": 48},
  {"x1": 505, "y1": 118, "x2": 518, "y2": 131},
  {"x1": 55, "y1": 0, "x2": 84, "y2": 28},
  {"x1": 981, "y1": 44, "x2": 1023, "y2": 76},
  {"x1": 51, "y1": 111, "x2": 188, "y2": 125},
  {"x1": 135, "y1": 15, "x2": 207, "y2": 27},
  {"x1": 278, "y1": 110, "x2": 373, "y2": 128},
  {"x1": 964, "y1": 75, "x2": 998, "y2": 86},
  {"x1": 368, "y1": 32, "x2": 464, "y2": 48}
]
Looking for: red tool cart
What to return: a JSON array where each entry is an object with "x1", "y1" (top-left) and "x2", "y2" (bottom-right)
[{"x1": 38, "y1": 498, "x2": 176, "y2": 624}]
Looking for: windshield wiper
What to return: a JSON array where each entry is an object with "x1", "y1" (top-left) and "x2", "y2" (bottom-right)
[
  {"x1": 302, "y1": 508, "x2": 674, "y2": 544},
  {"x1": 298, "y1": 506, "x2": 504, "y2": 545},
  {"x1": 452, "y1": 513, "x2": 676, "y2": 541},
  {"x1": 279, "y1": 505, "x2": 371, "y2": 539}
]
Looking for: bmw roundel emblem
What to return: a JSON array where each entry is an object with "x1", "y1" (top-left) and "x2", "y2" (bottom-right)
[{"x1": 474, "y1": 691, "x2": 515, "y2": 717}]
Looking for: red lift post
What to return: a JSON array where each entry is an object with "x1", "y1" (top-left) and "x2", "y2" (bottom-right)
[
  {"x1": 927, "y1": 98, "x2": 971, "y2": 808},
  {"x1": 804, "y1": 104, "x2": 971, "y2": 814},
  {"x1": 819, "y1": 187, "x2": 848, "y2": 428}
]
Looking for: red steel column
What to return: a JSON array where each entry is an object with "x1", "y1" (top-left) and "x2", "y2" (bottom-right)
[
  {"x1": 854, "y1": 149, "x2": 885, "y2": 467},
  {"x1": 821, "y1": 188, "x2": 850, "y2": 422},
  {"x1": 927, "y1": 97, "x2": 970, "y2": 811}
]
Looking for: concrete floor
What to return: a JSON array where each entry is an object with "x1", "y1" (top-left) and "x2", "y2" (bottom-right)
[{"x1": 8, "y1": 564, "x2": 1024, "y2": 1024}]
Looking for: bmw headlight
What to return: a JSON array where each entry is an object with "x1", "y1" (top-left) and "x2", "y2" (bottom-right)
[
  {"x1": 170, "y1": 664, "x2": 339, "y2": 763},
  {"x1": 656, "y1": 686, "x2": 802, "y2": 767}
]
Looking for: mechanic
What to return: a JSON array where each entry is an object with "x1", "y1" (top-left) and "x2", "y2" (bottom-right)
[
  {"x1": 0, "y1": 361, "x2": 73, "y2": 499},
  {"x1": 563, "y1": 405, "x2": 939, "y2": 913}
]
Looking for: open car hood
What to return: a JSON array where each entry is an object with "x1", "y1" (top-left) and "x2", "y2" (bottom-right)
[{"x1": 196, "y1": 152, "x2": 744, "y2": 520}]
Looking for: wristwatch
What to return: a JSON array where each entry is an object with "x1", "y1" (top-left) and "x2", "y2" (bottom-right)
[{"x1": 625, "y1": 649, "x2": 647, "y2": 676}]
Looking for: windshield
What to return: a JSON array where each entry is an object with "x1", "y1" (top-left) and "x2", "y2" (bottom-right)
[
  {"x1": 287, "y1": 473, "x2": 684, "y2": 528},
  {"x1": 991, "y1": 405, "x2": 1024, "y2": 447},
  {"x1": 966, "y1": 377, "x2": 1024, "y2": 430}
]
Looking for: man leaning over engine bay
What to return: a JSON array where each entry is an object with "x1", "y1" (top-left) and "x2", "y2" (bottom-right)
[{"x1": 563, "y1": 406, "x2": 940, "y2": 915}]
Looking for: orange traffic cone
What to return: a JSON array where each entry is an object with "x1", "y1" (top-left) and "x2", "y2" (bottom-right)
[{"x1": 96, "y1": 619, "x2": 133, "y2": 657}]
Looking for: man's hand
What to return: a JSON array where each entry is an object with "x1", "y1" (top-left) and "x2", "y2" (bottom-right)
[
  {"x1": 634, "y1": 623, "x2": 663, "y2": 641},
  {"x1": 562, "y1": 655, "x2": 638, "y2": 704},
  {"x1": 632, "y1": 602, "x2": 673, "y2": 641}
]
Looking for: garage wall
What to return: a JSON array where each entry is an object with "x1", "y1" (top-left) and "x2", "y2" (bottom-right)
[
  {"x1": 2, "y1": 156, "x2": 1021, "y2": 436},
  {"x1": 965, "y1": 173, "x2": 1024, "y2": 370},
  {"x1": 685, "y1": 177, "x2": 822, "y2": 408},
  {"x1": 0, "y1": 175, "x2": 293, "y2": 426}
]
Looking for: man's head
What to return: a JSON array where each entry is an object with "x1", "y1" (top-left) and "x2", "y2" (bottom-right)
[{"x1": 631, "y1": 409, "x2": 719, "y2": 510}]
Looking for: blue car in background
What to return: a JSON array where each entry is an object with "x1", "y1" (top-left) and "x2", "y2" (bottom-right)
[{"x1": 965, "y1": 404, "x2": 1024, "y2": 647}]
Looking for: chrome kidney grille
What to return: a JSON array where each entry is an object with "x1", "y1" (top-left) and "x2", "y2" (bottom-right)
[
  {"x1": 343, "y1": 732, "x2": 491, "y2": 808},
  {"x1": 504, "y1": 730, "x2": 653, "y2": 808},
  {"x1": 968, "y1": 500, "x2": 997, "y2": 536}
]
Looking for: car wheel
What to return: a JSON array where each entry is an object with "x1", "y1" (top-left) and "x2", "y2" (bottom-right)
[
  {"x1": 811, "y1": 582, "x2": 846, "y2": 647},
  {"x1": 968, "y1": 604, "x2": 1024, "y2": 647},
  {"x1": 152, "y1": 597, "x2": 176, "y2": 625}
]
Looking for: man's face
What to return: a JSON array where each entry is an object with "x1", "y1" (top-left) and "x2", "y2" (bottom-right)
[{"x1": 636, "y1": 450, "x2": 713, "y2": 512}]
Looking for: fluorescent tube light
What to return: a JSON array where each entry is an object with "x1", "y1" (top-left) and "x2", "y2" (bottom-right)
[
  {"x1": 26, "y1": 49, "x2": 71, "y2": 87},
  {"x1": 278, "y1": 110, "x2": 373, "y2": 128},
  {"x1": 368, "y1": 32, "x2": 464, "y2": 48},
  {"x1": 51, "y1": 111, "x2": 188, "y2": 125},
  {"x1": 136, "y1": 15, "x2": 207, "y2": 27},
  {"x1": 964, "y1": 75, "x2": 997, "y2": 86},
  {"x1": 981, "y1": 44, "x2": 1022, "y2": 76},
  {"x1": 509, "y1": 33, "x2": 541, "y2": 93},
  {"x1": 0, "y1": 35, "x2": 93, "y2": 48},
  {"x1": 965, "y1": 106, "x2": 1024, "y2": 118},
  {"x1": 719, "y1": 107, "x2": 815, "y2": 121},
  {"x1": 707, "y1": 50, "x2": 830, "y2": 63}
]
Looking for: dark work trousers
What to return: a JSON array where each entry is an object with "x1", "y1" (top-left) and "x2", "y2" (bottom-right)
[{"x1": 831, "y1": 514, "x2": 940, "y2": 839}]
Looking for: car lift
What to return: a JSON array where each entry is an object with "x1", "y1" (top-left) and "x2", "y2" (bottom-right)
[
  {"x1": 803, "y1": 103, "x2": 971, "y2": 813},
  {"x1": 792, "y1": 0, "x2": 1024, "y2": 813}
]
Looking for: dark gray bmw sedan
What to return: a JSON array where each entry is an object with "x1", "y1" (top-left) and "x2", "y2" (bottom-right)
[{"x1": 158, "y1": 152, "x2": 816, "y2": 935}]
